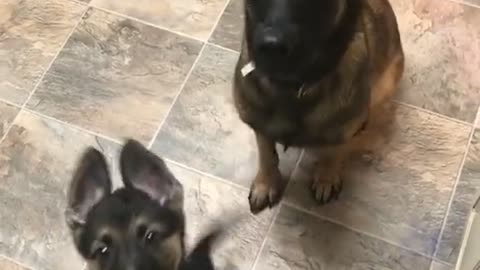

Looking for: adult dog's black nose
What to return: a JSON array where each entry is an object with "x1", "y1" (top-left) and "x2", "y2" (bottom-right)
[{"x1": 257, "y1": 28, "x2": 289, "y2": 55}]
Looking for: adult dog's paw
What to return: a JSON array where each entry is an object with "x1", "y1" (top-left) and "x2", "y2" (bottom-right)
[{"x1": 248, "y1": 170, "x2": 284, "y2": 214}]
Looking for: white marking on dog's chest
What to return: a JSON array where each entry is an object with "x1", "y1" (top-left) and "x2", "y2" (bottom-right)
[
  {"x1": 242, "y1": 61, "x2": 308, "y2": 99},
  {"x1": 241, "y1": 61, "x2": 256, "y2": 77}
]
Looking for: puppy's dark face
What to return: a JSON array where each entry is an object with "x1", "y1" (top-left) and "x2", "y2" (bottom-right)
[
  {"x1": 65, "y1": 140, "x2": 185, "y2": 270},
  {"x1": 245, "y1": 0, "x2": 343, "y2": 82}
]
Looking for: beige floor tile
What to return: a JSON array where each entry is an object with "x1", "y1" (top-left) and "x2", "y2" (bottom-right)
[
  {"x1": 255, "y1": 205, "x2": 431, "y2": 270},
  {"x1": 0, "y1": 102, "x2": 19, "y2": 138},
  {"x1": 436, "y1": 129, "x2": 480, "y2": 263},
  {"x1": 285, "y1": 105, "x2": 471, "y2": 256},
  {"x1": 392, "y1": 0, "x2": 480, "y2": 122},
  {"x1": 0, "y1": 0, "x2": 86, "y2": 105},
  {"x1": 26, "y1": 8, "x2": 202, "y2": 144},
  {"x1": 92, "y1": 0, "x2": 228, "y2": 40}
]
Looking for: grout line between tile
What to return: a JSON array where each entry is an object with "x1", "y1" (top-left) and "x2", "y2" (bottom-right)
[
  {"x1": 0, "y1": 97, "x2": 21, "y2": 109},
  {"x1": 249, "y1": 206, "x2": 281, "y2": 270},
  {"x1": 89, "y1": 5, "x2": 206, "y2": 44},
  {"x1": 0, "y1": 254, "x2": 35, "y2": 270},
  {"x1": 432, "y1": 124, "x2": 476, "y2": 261},
  {"x1": 69, "y1": 0, "x2": 89, "y2": 6},
  {"x1": 393, "y1": 100, "x2": 473, "y2": 127},
  {"x1": 146, "y1": 0, "x2": 233, "y2": 149},
  {"x1": 164, "y1": 157, "x2": 249, "y2": 192},
  {"x1": 0, "y1": 110, "x2": 19, "y2": 147},
  {"x1": 249, "y1": 150, "x2": 304, "y2": 270},
  {"x1": 146, "y1": 44, "x2": 206, "y2": 148},
  {"x1": 23, "y1": 108, "x2": 123, "y2": 144},
  {"x1": 429, "y1": 260, "x2": 455, "y2": 270},
  {"x1": 88, "y1": 1, "x2": 242, "y2": 55},
  {"x1": 0, "y1": 7, "x2": 89, "y2": 147},
  {"x1": 474, "y1": 106, "x2": 480, "y2": 129},
  {"x1": 446, "y1": 0, "x2": 480, "y2": 8},
  {"x1": 282, "y1": 149, "x2": 305, "y2": 196},
  {"x1": 207, "y1": 42, "x2": 240, "y2": 55},
  {"x1": 283, "y1": 201, "x2": 437, "y2": 260}
]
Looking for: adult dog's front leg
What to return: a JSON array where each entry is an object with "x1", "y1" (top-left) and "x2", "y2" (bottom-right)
[
  {"x1": 249, "y1": 132, "x2": 284, "y2": 214},
  {"x1": 312, "y1": 146, "x2": 345, "y2": 204}
]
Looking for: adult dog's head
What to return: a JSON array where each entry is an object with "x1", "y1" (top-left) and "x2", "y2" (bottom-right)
[
  {"x1": 65, "y1": 140, "x2": 207, "y2": 270},
  {"x1": 244, "y1": 0, "x2": 358, "y2": 83}
]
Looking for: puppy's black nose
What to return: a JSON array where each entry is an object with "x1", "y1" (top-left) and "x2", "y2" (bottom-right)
[{"x1": 258, "y1": 29, "x2": 289, "y2": 55}]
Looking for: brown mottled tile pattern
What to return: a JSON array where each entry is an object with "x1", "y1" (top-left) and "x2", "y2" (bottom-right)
[
  {"x1": 153, "y1": 45, "x2": 301, "y2": 187},
  {"x1": 286, "y1": 105, "x2": 471, "y2": 256},
  {"x1": 0, "y1": 0, "x2": 85, "y2": 105},
  {"x1": 209, "y1": 0, "x2": 243, "y2": 51},
  {"x1": 436, "y1": 129, "x2": 480, "y2": 264},
  {"x1": 91, "y1": 0, "x2": 228, "y2": 40},
  {"x1": 392, "y1": 0, "x2": 480, "y2": 122},
  {"x1": 0, "y1": 257, "x2": 30, "y2": 270},
  {"x1": 255, "y1": 205, "x2": 432, "y2": 270},
  {"x1": 168, "y1": 163, "x2": 274, "y2": 270},
  {"x1": 0, "y1": 111, "x2": 120, "y2": 270},
  {"x1": 0, "y1": 102, "x2": 19, "y2": 138},
  {"x1": 27, "y1": 8, "x2": 202, "y2": 144}
]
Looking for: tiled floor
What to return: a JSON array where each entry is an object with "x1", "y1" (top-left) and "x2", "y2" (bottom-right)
[{"x1": 0, "y1": 0, "x2": 479, "y2": 269}]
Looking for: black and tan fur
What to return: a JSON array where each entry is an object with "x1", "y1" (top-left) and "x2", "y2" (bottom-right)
[
  {"x1": 65, "y1": 140, "x2": 226, "y2": 270},
  {"x1": 234, "y1": 0, "x2": 404, "y2": 213}
]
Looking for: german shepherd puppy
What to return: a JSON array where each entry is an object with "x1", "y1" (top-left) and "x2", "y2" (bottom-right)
[
  {"x1": 234, "y1": 0, "x2": 404, "y2": 213},
  {"x1": 65, "y1": 140, "x2": 224, "y2": 270}
]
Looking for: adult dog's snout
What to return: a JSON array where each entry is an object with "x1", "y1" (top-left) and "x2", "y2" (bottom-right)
[{"x1": 255, "y1": 27, "x2": 291, "y2": 56}]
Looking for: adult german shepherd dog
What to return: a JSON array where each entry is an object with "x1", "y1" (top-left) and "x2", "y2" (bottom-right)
[
  {"x1": 233, "y1": 0, "x2": 404, "y2": 213},
  {"x1": 65, "y1": 140, "x2": 228, "y2": 270}
]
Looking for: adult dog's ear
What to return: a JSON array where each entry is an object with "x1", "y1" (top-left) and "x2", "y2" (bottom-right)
[
  {"x1": 120, "y1": 139, "x2": 183, "y2": 212},
  {"x1": 65, "y1": 148, "x2": 112, "y2": 230}
]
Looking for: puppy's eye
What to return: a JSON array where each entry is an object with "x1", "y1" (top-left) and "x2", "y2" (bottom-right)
[
  {"x1": 145, "y1": 231, "x2": 156, "y2": 244},
  {"x1": 91, "y1": 236, "x2": 112, "y2": 260},
  {"x1": 137, "y1": 225, "x2": 157, "y2": 244},
  {"x1": 92, "y1": 245, "x2": 109, "y2": 259}
]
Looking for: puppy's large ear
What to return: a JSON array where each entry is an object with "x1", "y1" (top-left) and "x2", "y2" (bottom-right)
[
  {"x1": 65, "y1": 148, "x2": 112, "y2": 230},
  {"x1": 120, "y1": 140, "x2": 183, "y2": 211}
]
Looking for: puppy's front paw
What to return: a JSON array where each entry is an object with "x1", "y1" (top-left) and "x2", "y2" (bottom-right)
[
  {"x1": 248, "y1": 170, "x2": 284, "y2": 214},
  {"x1": 311, "y1": 172, "x2": 342, "y2": 204}
]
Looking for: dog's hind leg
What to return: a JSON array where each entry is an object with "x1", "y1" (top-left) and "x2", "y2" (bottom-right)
[
  {"x1": 370, "y1": 51, "x2": 404, "y2": 110},
  {"x1": 310, "y1": 52, "x2": 404, "y2": 204},
  {"x1": 345, "y1": 51, "x2": 405, "y2": 154},
  {"x1": 249, "y1": 132, "x2": 285, "y2": 214}
]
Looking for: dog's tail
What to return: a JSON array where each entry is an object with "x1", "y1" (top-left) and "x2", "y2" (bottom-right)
[{"x1": 183, "y1": 214, "x2": 246, "y2": 270}]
